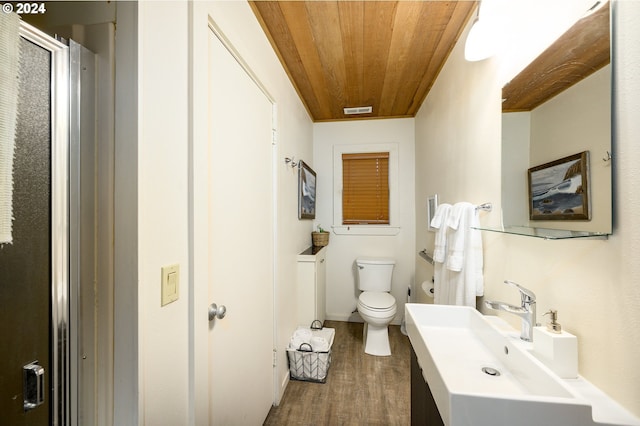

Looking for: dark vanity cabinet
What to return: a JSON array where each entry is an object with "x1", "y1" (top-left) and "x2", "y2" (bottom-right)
[{"x1": 411, "y1": 346, "x2": 444, "y2": 425}]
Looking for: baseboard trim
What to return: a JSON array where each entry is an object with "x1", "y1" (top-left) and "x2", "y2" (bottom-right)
[
  {"x1": 274, "y1": 371, "x2": 289, "y2": 407},
  {"x1": 325, "y1": 313, "x2": 361, "y2": 322}
]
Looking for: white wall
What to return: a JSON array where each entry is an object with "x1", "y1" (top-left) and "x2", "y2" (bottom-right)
[
  {"x1": 501, "y1": 112, "x2": 530, "y2": 226},
  {"x1": 415, "y1": 1, "x2": 640, "y2": 417},
  {"x1": 314, "y1": 119, "x2": 416, "y2": 324},
  {"x1": 113, "y1": 2, "x2": 139, "y2": 424},
  {"x1": 414, "y1": 16, "x2": 503, "y2": 304},
  {"x1": 136, "y1": 2, "x2": 190, "y2": 424}
]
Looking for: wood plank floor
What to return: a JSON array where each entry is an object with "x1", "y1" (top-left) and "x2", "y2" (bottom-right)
[{"x1": 264, "y1": 320, "x2": 410, "y2": 426}]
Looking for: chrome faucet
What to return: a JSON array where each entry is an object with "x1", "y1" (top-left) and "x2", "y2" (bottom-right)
[{"x1": 484, "y1": 280, "x2": 537, "y2": 341}]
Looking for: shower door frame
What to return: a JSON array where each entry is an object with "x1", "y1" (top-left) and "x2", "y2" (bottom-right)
[{"x1": 18, "y1": 22, "x2": 71, "y2": 426}]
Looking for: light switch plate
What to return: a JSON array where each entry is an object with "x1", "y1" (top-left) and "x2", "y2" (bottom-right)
[{"x1": 161, "y1": 264, "x2": 180, "y2": 306}]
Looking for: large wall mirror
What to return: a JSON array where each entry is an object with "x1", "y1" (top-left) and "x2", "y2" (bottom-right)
[{"x1": 500, "y1": 2, "x2": 611, "y2": 238}]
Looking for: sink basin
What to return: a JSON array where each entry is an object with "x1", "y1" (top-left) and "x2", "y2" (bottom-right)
[{"x1": 405, "y1": 304, "x2": 636, "y2": 426}]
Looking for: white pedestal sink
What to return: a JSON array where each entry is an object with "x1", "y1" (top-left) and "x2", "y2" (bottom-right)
[{"x1": 405, "y1": 303, "x2": 639, "y2": 426}]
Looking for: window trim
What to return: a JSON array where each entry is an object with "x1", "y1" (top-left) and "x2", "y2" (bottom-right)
[{"x1": 332, "y1": 143, "x2": 400, "y2": 236}]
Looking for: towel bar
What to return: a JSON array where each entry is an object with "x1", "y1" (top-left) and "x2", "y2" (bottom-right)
[{"x1": 475, "y1": 202, "x2": 492, "y2": 212}]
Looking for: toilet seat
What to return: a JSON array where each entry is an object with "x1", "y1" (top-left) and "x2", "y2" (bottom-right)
[
  {"x1": 357, "y1": 291, "x2": 397, "y2": 356},
  {"x1": 358, "y1": 291, "x2": 396, "y2": 312}
]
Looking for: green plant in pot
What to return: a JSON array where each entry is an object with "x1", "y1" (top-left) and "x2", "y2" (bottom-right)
[{"x1": 312, "y1": 226, "x2": 329, "y2": 247}]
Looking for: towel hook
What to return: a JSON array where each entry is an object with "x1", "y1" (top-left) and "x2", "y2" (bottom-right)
[{"x1": 284, "y1": 157, "x2": 299, "y2": 169}]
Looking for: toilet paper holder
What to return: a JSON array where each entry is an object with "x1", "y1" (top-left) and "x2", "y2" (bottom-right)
[
  {"x1": 419, "y1": 249, "x2": 434, "y2": 265},
  {"x1": 421, "y1": 279, "x2": 435, "y2": 298}
]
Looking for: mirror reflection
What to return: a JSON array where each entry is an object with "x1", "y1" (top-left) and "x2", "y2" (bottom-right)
[{"x1": 501, "y1": 3, "x2": 611, "y2": 236}]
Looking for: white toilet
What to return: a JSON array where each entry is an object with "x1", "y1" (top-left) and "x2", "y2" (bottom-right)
[{"x1": 355, "y1": 257, "x2": 397, "y2": 356}]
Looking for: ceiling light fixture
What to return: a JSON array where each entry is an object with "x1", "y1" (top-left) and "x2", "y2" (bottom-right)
[
  {"x1": 464, "y1": 1, "x2": 495, "y2": 62},
  {"x1": 343, "y1": 106, "x2": 373, "y2": 115}
]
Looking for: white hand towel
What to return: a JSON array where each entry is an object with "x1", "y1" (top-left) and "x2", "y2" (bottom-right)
[
  {"x1": 432, "y1": 202, "x2": 485, "y2": 307},
  {"x1": 446, "y1": 202, "x2": 465, "y2": 230},
  {"x1": 0, "y1": 12, "x2": 21, "y2": 244},
  {"x1": 449, "y1": 204, "x2": 484, "y2": 307},
  {"x1": 294, "y1": 328, "x2": 312, "y2": 341},
  {"x1": 468, "y1": 208, "x2": 484, "y2": 297},
  {"x1": 433, "y1": 261, "x2": 451, "y2": 305},
  {"x1": 290, "y1": 328, "x2": 313, "y2": 349},
  {"x1": 446, "y1": 202, "x2": 474, "y2": 272},
  {"x1": 310, "y1": 336, "x2": 329, "y2": 352},
  {"x1": 430, "y1": 203, "x2": 451, "y2": 263}
]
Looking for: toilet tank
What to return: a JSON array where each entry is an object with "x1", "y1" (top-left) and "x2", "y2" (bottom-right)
[{"x1": 356, "y1": 257, "x2": 395, "y2": 292}]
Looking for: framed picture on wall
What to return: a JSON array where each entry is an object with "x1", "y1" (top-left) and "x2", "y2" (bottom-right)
[
  {"x1": 427, "y1": 194, "x2": 438, "y2": 232},
  {"x1": 298, "y1": 160, "x2": 317, "y2": 219},
  {"x1": 528, "y1": 151, "x2": 591, "y2": 221}
]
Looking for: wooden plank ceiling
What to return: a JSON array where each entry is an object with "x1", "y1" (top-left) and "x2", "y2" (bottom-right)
[
  {"x1": 250, "y1": 1, "x2": 476, "y2": 122},
  {"x1": 502, "y1": 4, "x2": 610, "y2": 112}
]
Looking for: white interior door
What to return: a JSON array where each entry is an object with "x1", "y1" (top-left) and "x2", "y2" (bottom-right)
[{"x1": 207, "y1": 28, "x2": 274, "y2": 425}]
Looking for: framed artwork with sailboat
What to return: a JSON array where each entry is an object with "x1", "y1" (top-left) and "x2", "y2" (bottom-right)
[
  {"x1": 298, "y1": 160, "x2": 317, "y2": 219},
  {"x1": 528, "y1": 151, "x2": 591, "y2": 221}
]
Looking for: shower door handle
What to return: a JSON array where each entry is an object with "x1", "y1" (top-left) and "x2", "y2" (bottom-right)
[{"x1": 23, "y1": 361, "x2": 45, "y2": 411}]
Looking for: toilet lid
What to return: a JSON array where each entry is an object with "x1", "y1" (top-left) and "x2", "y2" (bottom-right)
[{"x1": 359, "y1": 292, "x2": 395, "y2": 310}]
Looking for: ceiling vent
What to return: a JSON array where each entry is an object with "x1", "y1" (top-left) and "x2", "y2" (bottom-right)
[{"x1": 343, "y1": 106, "x2": 373, "y2": 115}]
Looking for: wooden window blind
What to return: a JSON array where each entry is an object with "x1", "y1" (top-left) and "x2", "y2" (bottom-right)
[{"x1": 342, "y1": 152, "x2": 390, "y2": 225}]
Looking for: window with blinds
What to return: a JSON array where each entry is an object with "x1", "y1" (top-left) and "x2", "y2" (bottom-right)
[{"x1": 342, "y1": 152, "x2": 390, "y2": 225}]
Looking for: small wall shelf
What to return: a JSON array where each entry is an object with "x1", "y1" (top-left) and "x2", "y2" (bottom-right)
[{"x1": 474, "y1": 225, "x2": 609, "y2": 240}]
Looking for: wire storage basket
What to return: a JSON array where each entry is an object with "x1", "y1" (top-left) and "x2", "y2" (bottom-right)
[{"x1": 286, "y1": 321, "x2": 335, "y2": 383}]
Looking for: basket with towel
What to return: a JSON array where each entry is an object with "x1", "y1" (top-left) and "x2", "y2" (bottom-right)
[{"x1": 287, "y1": 320, "x2": 335, "y2": 383}]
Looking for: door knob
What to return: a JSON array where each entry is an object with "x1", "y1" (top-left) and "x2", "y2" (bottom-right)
[{"x1": 208, "y1": 303, "x2": 227, "y2": 321}]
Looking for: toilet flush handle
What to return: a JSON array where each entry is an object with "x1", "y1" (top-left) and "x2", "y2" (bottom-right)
[{"x1": 208, "y1": 303, "x2": 227, "y2": 321}]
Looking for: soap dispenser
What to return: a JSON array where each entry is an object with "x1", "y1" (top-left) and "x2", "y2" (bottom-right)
[
  {"x1": 533, "y1": 309, "x2": 578, "y2": 378},
  {"x1": 544, "y1": 309, "x2": 562, "y2": 333}
]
